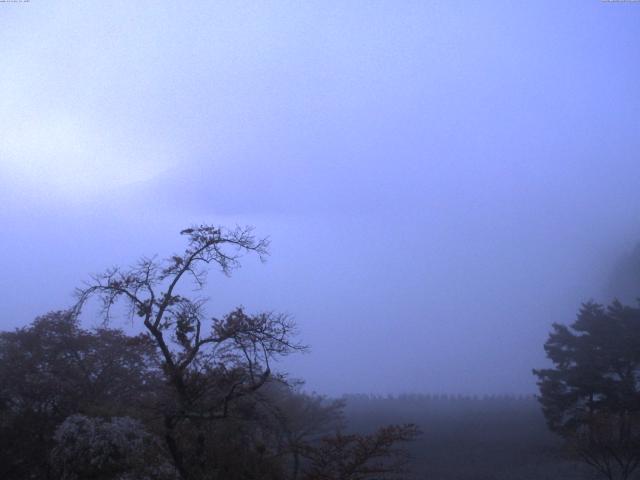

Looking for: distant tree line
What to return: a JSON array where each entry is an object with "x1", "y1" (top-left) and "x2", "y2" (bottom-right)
[{"x1": 345, "y1": 393, "x2": 536, "y2": 402}]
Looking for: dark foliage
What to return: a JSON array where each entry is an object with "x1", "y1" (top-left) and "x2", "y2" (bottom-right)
[
  {"x1": 534, "y1": 300, "x2": 640, "y2": 480},
  {"x1": 0, "y1": 224, "x2": 419, "y2": 480},
  {"x1": 0, "y1": 311, "x2": 159, "y2": 479},
  {"x1": 302, "y1": 423, "x2": 419, "y2": 480}
]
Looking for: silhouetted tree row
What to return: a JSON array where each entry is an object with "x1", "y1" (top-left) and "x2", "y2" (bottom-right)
[{"x1": 345, "y1": 393, "x2": 536, "y2": 403}]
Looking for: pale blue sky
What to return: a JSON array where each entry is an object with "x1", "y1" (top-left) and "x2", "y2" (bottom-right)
[{"x1": 1, "y1": 1, "x2": 640, "y2": 395}]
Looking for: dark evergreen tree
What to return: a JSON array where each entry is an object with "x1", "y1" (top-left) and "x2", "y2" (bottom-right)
[{"x1": 534, "y1": 301, "x2": 640, "y2": 480}]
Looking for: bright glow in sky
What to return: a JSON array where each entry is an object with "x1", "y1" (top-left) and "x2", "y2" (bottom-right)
[
  {"x1": 0, "y1": 114, "x2": 168, "y2": 200},
  {"x1": 0, "y1": 1, "x2": 173, "y2": 203}
]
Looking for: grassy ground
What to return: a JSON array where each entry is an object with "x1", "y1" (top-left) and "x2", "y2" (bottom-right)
[{"x1": 343, "y1": 394, "x2": 590, "y2": 480}]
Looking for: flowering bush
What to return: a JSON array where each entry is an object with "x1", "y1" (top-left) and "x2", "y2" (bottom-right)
[{"x1": 51, "y1": 415, "x2": 178, "y2": 480}]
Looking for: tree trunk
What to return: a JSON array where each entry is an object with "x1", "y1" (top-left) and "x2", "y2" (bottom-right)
[{"x1": 165, "y1": 415, "x2": 189, "y2": 480}]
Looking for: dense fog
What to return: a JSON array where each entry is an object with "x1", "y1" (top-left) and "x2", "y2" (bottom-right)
[
  {"x1": 5, "y1": 3, "x2": 640, "y2": 480},
  {"x1": 2, "y1": 1, "x2": 639, "y2": 399}
]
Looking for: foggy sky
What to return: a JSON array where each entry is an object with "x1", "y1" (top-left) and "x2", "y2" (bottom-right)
[{"x1": 2, "y1": 1, "x2": 640, "y2": 396}]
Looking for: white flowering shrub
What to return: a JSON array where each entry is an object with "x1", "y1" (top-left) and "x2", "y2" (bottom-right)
[{"x1": 51, "y1": 415, "x2": 178, "y2": 480}]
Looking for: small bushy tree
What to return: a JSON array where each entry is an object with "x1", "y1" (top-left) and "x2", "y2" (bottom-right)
[{"x1": 301, "y1": 424, "x2": 420, "y2": 480}]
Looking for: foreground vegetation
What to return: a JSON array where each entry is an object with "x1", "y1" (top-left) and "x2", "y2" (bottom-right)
[
  {"x1": 2, "y1": 224, "x2": 640, "y2": 480},
  {"x1": 0, "y1": 225, "x2": 418, "y2": 480}
]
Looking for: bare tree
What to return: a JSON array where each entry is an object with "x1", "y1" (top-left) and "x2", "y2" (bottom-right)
[{"x1": 74, "y1": 224, "x2": 306, "y2": 480}]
